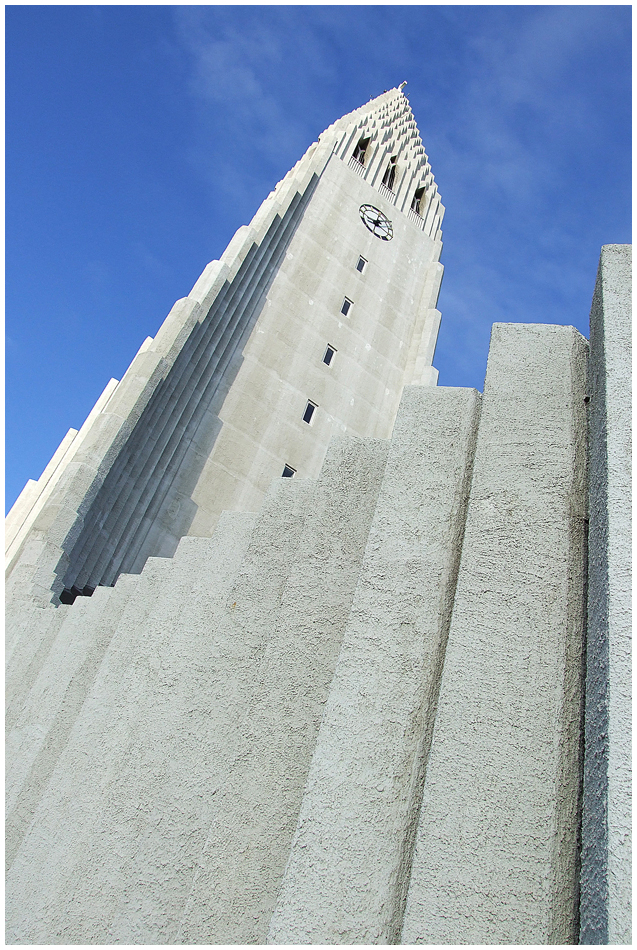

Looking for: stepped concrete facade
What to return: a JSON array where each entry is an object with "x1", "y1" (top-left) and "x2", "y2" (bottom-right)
[
  {"x1": 6, "y1": 88, "x2": 443, "y2": 607},
  {"x1": 5, "y1": 89, "x2": 631, "y2": 944}
]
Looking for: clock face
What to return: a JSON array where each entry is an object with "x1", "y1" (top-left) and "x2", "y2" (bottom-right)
[{"x1": 359, "y1": 204, "x2": 393, "y2": 241}]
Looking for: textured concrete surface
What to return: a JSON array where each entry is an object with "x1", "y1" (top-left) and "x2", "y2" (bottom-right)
[
  {"x1": 268, "y1": 386, "x2": 480, "y2": 944},
  {"x1": 401, "y1": 324, "x2": 588, "y2": 944},
  {"x1": 6, "y1": 600, "x2": 69, "y2": 721},
  {"x1": 178, "y1": 436, "x2": 389, "y2": 943},
  {"x1": 6, "y1": 575, "x2": 139, "y2": 873},
  {"x1": 6, "y1": 512, "x2": 256, "y2": 943},
  {"x1": 580, "y1": 245, "x2": 632, "y2": 944},
  {"x1": 5, "y1": 82, "x2": 628, "y2": 945}
]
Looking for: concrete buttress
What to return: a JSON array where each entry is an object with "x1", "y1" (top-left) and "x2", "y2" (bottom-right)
[
  {"x1": 401, "y1": 323, "x2": 588, "y2": 944},
  {"x1": 580, "y1": 245, "x2": 632, "y2": 944},
  {"x1": 268, "y1": 385, "x2": 480, "y2": 944},
  {"x1": 177, "y1": 436, "x2": 389, "y2": 943}
]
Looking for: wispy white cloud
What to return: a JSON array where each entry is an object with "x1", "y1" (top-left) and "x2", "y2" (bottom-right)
[
  {"x1": 431, "y1": 5, "x2": 628, "y2": 209},
  {"x1": 173, "y1": 9, "x2": 328, "y2": 171},
  {"x1": 5, "y1": 5, "x2": 630, "y2": 507},
  {"x1": 171, "y1": 7, "x2": 416, "y2": 205},
  {"x1": 170, "y1": 5, "x2": 629, "y2": 387}
]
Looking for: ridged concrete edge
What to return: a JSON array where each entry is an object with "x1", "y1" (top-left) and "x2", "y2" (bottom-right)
[{"x1": 580, "y1": 244, "x2": 632, "y2": 944}]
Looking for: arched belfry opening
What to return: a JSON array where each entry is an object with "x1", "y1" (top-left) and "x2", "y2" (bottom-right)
[
  {"x1": 411, "y1": 185, "x2": 426, "y2": 215},
  {"x1": 381, "y1": 155, "x2": 397, "y2": 192},
  {"x1": 352, "y1": 135, "x2": 370, "y2": 165}
]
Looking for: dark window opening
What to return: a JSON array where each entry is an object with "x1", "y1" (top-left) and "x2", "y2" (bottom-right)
[
  {"x1": 323, "y1": 345, "x2": 336, "y2": 366},
  {"x1": 303, "y1": 401, "x2": 317, "y2": 424},
  {"x1": 282, "y1": 464, "x2": 296, "y2": 478},
  {"x1": 352, "y1": 136, "x2": 370, "y2": 165},
  {"x1": 411, "y1": 186, "x2": 425, "y2": 215},
  {"x1": 382, "y1": 156, "x2": 397, "y2": 192},
  {"x1": 59, "y1": 584, "x2": 95, "y2": 605},
  {"x1": 356, "y1": 256, "x2": 367, "y2": 273},
  {"x1": 341, "y1": 297, "x2": 353, "y2": 316}
]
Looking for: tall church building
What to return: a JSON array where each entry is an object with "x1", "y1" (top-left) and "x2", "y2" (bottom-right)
[
  {"x1": 5, "y1": 89, "x2": 631, "y2": 944},
  {"x1": 6, "y1": 86, "x2": 444, "y2": 604}
]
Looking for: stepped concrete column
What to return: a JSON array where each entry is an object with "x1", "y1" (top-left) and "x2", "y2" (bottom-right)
[
  {"x1": 177, "y1": 436, "x2": 390, "y2": 944},
  {"x1": 267, "y1": 384, "x2": 481, "y2": 944},
  {"x1": 5, "y1": 512, "x2": 256, "y2": 944},
  {"x1": 401, "y1": 323, "x2": 588, "y2": 944},
  {"x1": 580, "y1": 244, "x2": 631, "y2": 945}
]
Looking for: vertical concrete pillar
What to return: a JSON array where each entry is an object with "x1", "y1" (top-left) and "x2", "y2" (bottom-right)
[
  {"x1": 580, "y1": 245, "x2": 632, "y2": 944},
  {"x1": 401, "y1": 324, "x2": 588, "y2": 944},
  {"x1": 267, "y1": 385, "x2": 481, "y2": 944},
  {"x1": 177, "y1": 436, "x2": 389, "y2": 944}
]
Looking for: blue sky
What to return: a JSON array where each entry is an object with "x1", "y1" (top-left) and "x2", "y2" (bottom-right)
[{"x1": 6, "y1": 5, "x2": 631, "y2": 511}]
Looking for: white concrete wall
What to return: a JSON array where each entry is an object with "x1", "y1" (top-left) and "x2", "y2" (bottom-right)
[
  {"x1": 187, "y1": 148, "x2": 443, "y2": 539},
  {"x1": 6, "y1": 512, "x2": 256, "y2": 943},
  {"x1": 267, "y1": 385, "x2": 480, "y2": 944},
  {"x1": 580, "y1": 244, "x2": 632, "y2": 944},
  {"x1": 401, "y1": 323, "x2": 588, "y2": 944}
]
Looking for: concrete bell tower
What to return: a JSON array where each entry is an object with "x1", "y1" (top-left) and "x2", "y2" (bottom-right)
[
  {"x1": 5, "y1": 87, "x2": 631, "y2": 946},
  {"x1": 6, "y1": 87, "x2": 444, "y2": 606}
]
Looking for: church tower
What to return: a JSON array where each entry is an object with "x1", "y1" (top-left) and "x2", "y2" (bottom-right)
[
  {"x1": 6, "y1": 86, "x2": 444, "y2": 605},
  {"x1": 9, "y1": 89, "x2": 628, "y2": 945}
]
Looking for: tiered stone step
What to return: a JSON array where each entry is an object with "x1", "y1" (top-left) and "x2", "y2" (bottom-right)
[{"x1": 5, "y1": 508, "x2": 256, "y2": 938}]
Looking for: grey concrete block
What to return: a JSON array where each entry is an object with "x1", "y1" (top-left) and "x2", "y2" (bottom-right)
[
  {"x1": 5, "y1": 512, "x2": 256, "y2": 944},
  {"x1": 267, "y1": 385, "x2": 480, "y2": 944},
  {"x1": 580, "y1": 245, "x2": 632, "y2": 945},
  {"x1": 178, "y1": 436, "x2": 389, "y2": 944},
  {"x1": 401, "y1": 323, "x2": 588, "y2": 945}
]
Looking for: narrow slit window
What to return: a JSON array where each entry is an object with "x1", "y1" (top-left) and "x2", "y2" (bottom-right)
[
  {"x1": 352, "y1": 136, "x2": 370, "y2": 165},
  {"x1": 303, "y1": 401, "x2": 317, "y2": 424},
  {"x1": 323, "y1": 345, "x2": 336, "y2": 366},
  {"x1": 411, "y1": 186, "x2": 425, "y2": 214},
  {"x1": 341, "y1": 297, "x2": 353, "y2": 316},
  {"x1": 282, "y1": 464, "x2": 296, "y2": 478},
  {"x1": 356, "y1": 256, "x2": 367, "y2": 273}
]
